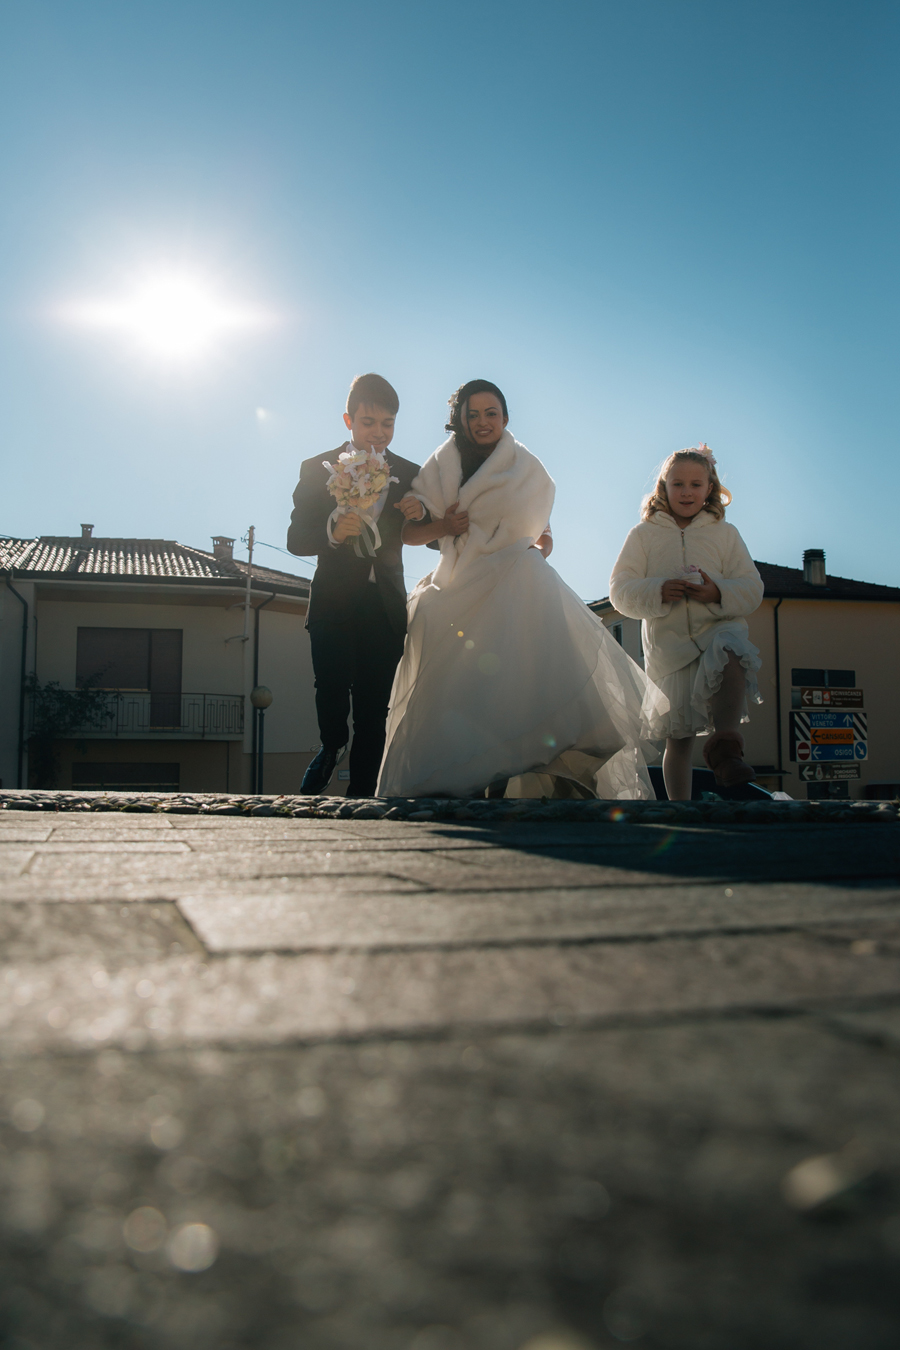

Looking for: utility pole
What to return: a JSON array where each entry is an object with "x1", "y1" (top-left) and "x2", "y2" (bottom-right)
[
  {"x1": 243, "y1": 526, "x2": 255, "y2": 641},
  {"x1": 224, "y1": 527, "x2": 256, "y2": 792}
]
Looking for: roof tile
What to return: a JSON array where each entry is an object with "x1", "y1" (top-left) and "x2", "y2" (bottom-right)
[{"x1": 0, "y1": 537, "x2": 309, "y2": 591}]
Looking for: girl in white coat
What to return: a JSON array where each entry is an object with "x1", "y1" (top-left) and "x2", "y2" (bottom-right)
[{"x1": 610, "y1": 446, "x2": 764, "y2": 799}]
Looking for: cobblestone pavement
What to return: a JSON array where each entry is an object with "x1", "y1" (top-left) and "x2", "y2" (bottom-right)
[{"x1": 1, "y1": 796, "x2": 899, "y2": 1349}]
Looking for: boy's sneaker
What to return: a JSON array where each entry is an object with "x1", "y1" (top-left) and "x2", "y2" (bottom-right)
[{"x1": 301, "y1": 745, "x2": 346, "y2": 794}]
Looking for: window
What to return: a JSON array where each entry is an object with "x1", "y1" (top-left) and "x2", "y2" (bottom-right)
[
  {"x1": 76, "y1": 628, "x2": 182, "y2": 728},
  {"x1": 612, "y1": 622, "x2": 624, "y2": 646},
  {"x1": 791, "y1": 668, "x2": 856, "y2": 688}
]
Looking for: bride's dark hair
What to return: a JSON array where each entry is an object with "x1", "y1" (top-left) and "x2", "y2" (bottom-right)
[{"x1": 445, "y1": 379, "x2": 508, "y2": 449}]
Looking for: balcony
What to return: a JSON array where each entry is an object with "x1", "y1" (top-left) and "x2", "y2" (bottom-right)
[{"x1": 28, "y1": 690, "x2": 245, "y2": 741}]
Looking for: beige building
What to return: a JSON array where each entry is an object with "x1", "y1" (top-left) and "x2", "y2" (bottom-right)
[
  {"x1": 0, "y1": 529, "x2": 321, "y2": 794},
  {"x1": 591, "y1": 549, "x2": 900, "y2": 800}
]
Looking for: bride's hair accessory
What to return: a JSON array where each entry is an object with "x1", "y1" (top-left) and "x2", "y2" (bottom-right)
[{"x1": 641, "y1": 445, "x2": 732, "y2": 523}]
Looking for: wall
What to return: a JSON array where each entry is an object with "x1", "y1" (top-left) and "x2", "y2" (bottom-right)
[
  {"x1": 35, "y1": 597, "x2": 246, "y2": 695},
  {"x1": 54, "y1": 738, "x2": 241, "y2": 792},
  {"x1": 759, "y1": 598, "x2": 899, "y2": 799}
]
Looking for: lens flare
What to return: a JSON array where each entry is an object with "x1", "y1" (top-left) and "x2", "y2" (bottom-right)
[{"x1": 59, "y1": 272, "x2": 274, "y2": 361}]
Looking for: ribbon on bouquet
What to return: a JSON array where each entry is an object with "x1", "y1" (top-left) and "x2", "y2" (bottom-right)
[{"x1": 327, "y1": 505, "x2": 383, "y2": 558}]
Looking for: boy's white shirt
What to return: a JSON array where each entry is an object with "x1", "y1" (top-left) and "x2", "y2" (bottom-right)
[{"x1": 609, "y1": 510, "x2": 763, "y2": 681}]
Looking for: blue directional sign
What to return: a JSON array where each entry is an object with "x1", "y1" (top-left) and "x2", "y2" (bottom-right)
[
  {"x1": 801, "y1": 712, "x2": 867, "y2": 732},
  {"x1": 796, "y1": 742, "x2": 865, "y2": 762}
]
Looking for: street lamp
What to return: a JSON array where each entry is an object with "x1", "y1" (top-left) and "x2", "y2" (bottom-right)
[{"x1": 250, "y1": 685, "x2": 273, "y2": 794}]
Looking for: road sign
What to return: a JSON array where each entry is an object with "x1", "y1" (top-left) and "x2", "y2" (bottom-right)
[
  {"x1": 800, "y1": 687, "x2": 864, "y2": 709},
  {"x1": 790, "y1": 710, "x2": 867, "y2": 761},
  {"x1": 793, "y1": 741, "x2": 866, "y2": 763},
  {"x1": 799, "y1": 764, "x2": 861, "y2": 781},
  {"x1": 796, "y1": 711, "x2": 867, "y2": 733}
]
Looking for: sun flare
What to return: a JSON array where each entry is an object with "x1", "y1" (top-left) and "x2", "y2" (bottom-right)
[{"x1": 60, "y1": 272, "x2": 272, "y2": 360}]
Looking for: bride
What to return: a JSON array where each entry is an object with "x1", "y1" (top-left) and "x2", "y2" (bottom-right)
[{"x1": 376, "y1": 379, "x2": 665, "y2": 799}]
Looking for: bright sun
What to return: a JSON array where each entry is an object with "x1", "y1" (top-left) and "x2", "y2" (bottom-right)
[{"x1": 61, "y1": 273, "x2": 271, "y2": 361}]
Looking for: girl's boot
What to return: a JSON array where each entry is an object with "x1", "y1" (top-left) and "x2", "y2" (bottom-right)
[{"x1": 703, "y1": 730, "x2": 756, "y2": 788}]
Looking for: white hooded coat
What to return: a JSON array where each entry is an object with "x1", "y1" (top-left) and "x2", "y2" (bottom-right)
[{"x1": 609, "y1": 510, "x2": 763, "y2": 683}]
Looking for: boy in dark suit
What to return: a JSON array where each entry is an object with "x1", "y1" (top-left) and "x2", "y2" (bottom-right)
[{"x1": 287, "y1": 373, "x2": 427, "y2": 796}]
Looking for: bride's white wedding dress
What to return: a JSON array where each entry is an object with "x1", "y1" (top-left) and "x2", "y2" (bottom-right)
[{"x1": 376, "y1": 429, "x2": 666, "y2": 799}]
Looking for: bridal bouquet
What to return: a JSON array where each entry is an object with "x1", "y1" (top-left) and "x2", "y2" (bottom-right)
[{"x1": 323, "y1": 445, "x2": 398, "y2": 556}]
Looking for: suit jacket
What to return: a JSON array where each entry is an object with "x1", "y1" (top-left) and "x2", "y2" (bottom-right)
[{"x1": 287, "y1": 445, "x2": 424, "y2": 635}]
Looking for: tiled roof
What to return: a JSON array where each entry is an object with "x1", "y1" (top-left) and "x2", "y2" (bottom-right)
[
  {"x1": 0, "y1": 537, "x2": 309, "y2": 592},
  {"x1": 590, "y1": 560, "x2": 900, "y2": 611},
  {"x1": 753, "y1": 561, "x2": 900, "y2": 601}
]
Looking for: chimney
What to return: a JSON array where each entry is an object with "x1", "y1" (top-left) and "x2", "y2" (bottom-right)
[
  {"x1": 80, "y1": 524, "x2": 94, "y2": 541},
  {"x1": 803, "y1": 548, "x2": 826, "y2": 586},
  {"x1": 212, "y1": 536, "x2": 235, "y2": 561}
]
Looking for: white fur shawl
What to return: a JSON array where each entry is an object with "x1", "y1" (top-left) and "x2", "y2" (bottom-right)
[{"x1": 411, "y1": 429, "x2": 555, "y2": 588}]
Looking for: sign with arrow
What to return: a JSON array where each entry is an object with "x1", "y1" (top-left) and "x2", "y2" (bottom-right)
[
  {"x1": 800, "y1": 687, "x2": 864, "y2": 709},
  {"x1": 799, "y1": 764, "x2": 861, "y2": 782},
  {"x1": 793, "y1": 741, "x2": 867, "y2": 763}
]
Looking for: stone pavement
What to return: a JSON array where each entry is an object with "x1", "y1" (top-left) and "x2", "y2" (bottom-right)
[{"x1": 1, "y1": 796, "x2": 899, "y2": 1350}]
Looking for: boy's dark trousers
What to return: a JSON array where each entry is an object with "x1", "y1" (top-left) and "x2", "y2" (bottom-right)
[
  {"x1": 287, "y1": 446, "x2": 426, "y2": 797},
  {"x1": 308, "y1": 589, "x2": 405, "y2": 796}
]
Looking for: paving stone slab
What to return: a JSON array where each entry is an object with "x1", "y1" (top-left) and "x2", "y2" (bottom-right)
[
  {"x1": 26, "y1": 840, "x2": 192, "y2": 854},
  {"x1": 1, "y1": 1020, "x2": 899, "y2": 1350},
  {"x1": 0, "y1": 824, "x2": 54, "y2": 841},
  {"x1": 0, "y1": 848, "x2": 36, "y2": 878},
  {"x1": 2, "y1": 929, "x2": 899, "y2": 1053},
  {"x1": 0, "y1": 901, "x2": 204, "y2": 964},
  {"x1": 175, "y1": 883, "x2": 900, "y2": 953},
  {"x1": 0, "y1": 867, "x2": 429, "y2": 904},
  {"x1": 823, "y1": 1005, "x2": 900, "y2": 1051}
]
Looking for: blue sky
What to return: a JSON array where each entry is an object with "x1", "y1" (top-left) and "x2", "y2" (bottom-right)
[{"x1": 2, "y1": 0, "x2": 898, "y2": 598}]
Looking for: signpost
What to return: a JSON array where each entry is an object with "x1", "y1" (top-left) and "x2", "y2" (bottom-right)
[{"x1": 790, "y1": 704, "x2": 867, "y2": 764}]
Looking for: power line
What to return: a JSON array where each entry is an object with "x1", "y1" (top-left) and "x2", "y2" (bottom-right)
[{"x1": 253, "y1": 538, "x2": 430, "y2": 586}]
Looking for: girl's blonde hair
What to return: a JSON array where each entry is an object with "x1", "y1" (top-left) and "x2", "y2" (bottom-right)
[{"x1": 641, "y1": 447, "x2": 732, "y2": 522}]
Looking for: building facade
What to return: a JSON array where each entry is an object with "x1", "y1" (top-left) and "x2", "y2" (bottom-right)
[
  {"x1": 0, "y1": 529, "x2": 321, "y2": 794},
  {"x1": 591, "y1": 550, "x2": 900, "y2": 800}
]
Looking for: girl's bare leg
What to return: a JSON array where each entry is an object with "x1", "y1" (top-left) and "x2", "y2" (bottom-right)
[
  {"x1": 663, "y1": 736, "x2": 694, "y2": 800},
  {"x1": 704, "y1": 650, "x2": 756, "y2": 784},
  {"x1": 709, "y1": 650, "x2": 745, "y2": 736}
]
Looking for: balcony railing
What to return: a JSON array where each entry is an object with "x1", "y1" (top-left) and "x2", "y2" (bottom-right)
[{"x1": 28, "y1": 691, "x2": 245, "y2": 740}]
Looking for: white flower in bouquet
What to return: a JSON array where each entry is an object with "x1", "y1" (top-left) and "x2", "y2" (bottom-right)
[{"x1": 323, "y1": 445, "x2": 398, "y2": 553}]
